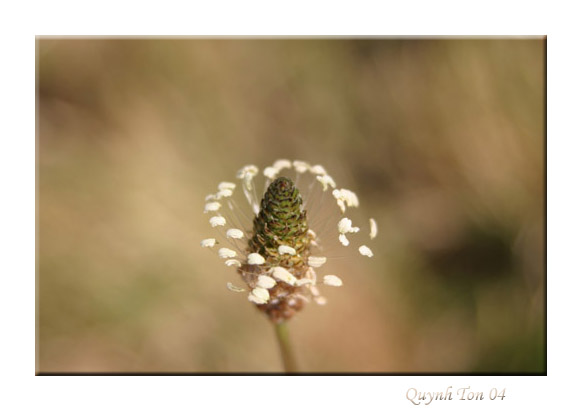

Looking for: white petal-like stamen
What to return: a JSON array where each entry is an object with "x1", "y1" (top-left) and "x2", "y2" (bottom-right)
[
  {"x1": 251, "y1": 287, "x2": 270, "y2": 303},
  {"x1": 248, "y1": 294, "x2": 265, "y2": 304},
  {"x1": 216, "y1": 189, "x2": 233, "y2": 199},
  {"x1": 323, "y1": 275, "x2": 343, "y2": 287},
  {"x1": 316, "y1": 174, "x2": 336, "y2": 191},
  {"x1": 209, "y1": 216, "x2": 226, "y2": 227},
  {"x1": 205, "y1": 194, "x2": 216, "y2": 201},
  {"x1": 263, "y1": 166, "x2": 279, "y2": 180},
  {"x1": 204, "y1": 202, "x2": 221, "y2": 213},
  {"x1": 226, "y1": 282, "x2": 246, "y2": 292},
  {"x1": 225, "y1": 259, "x2": 242, "y2": 267},
  {"x1": 226, "y1": 228, "x2": 244, "y2": 239},
  {"x1": 271, "y1": 267, "x2": 298, "y2": 285},
  {"x1": 309, "y1": 285, "x2": 320, "y2": 296},
  {"x1": 218, "y1": 181, "x2": 236, "y2": 191},
  {"x1": 293, "y1": 160, "x2": 310, "y2": 173},
  {"x1": 310, "y1": 165, "x2": 327, "y2": 175},
  {"x1": 339, "y1": 233, "x2": 349, "y2": 246},
  {"x1": 218, "y1": 248, "x2": 237, "y2": 259},
  {"x1": 247, "y1": 253, "x2": 266, "y2": 265},
  {"x1": 308, "y1": 256, "x2": 327, "y2": 268},
  {"x1": 359, "y1": 245, "x2": 374, "y2": 257},
  {"x1": 200, "y1": 238, "x2": 216, "y2": 248},
  {"x1": 278, "y1": 245, "x2": 296, "y2": 255},
  {"x1": 256, "y1": 275, "x2": 277, "y2": 289},
  {"x1": 273, "y1": 159, "x2": 292, "y2": 170},
  {"x1": 369, "y1": 218, "x2": 378, "y2": 239},
  {"x1": 336, "y1": 198, "x2": 346, "y2": 213}
]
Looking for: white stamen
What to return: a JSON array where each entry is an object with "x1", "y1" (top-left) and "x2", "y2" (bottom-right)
[
  {"x1": 200, "y1": 238, "x2": 216, "y2": 248},
  {"x1": 359, "y1": 245, "x2": 374, "y2": 257},
  {"x1": 263, "y1": 166, "x2": 279, "y2": 180},
  {"x1": 226, "y1": 282, "x2": 246, "y2": 292},
  {"x1": 218, "y1": 248, "x2": 237, "y2": 259},
  {"x1": 278, "y1": 245, "x2": 296, "y2": 255},
  {"x1": 209, "y1": 216, "x2": 226, "y2": 227},
  {"x1": 216, "y1": 189, "x2": 233, "y2": 199},
  {"x1": 225, "y1": 259, "x2": 241, "y2": 267},
  {"x1": 250, "y1": 287, "x2": 270, "y2": 304},
  {"x1": 293, "y1": 160, "x2": 310, "y2": 173},
  {"x1": 204, "y1": 202, "x2": 221, "y2": 213},
  {"x1": 308, "y1": 256, "x2": 327, "y2": 268},
  {"x1": 226, "y1": 228, "x2": 244, "y2": 239},
  {"x1": 323, "y1": 275, "x2": 343, "y2": 287},
  {"x1": 339, "y1": 233, "x2": 349, "y2": 246},
  {"x1": 316, "y1": 174, "x2": 336, "y2": 191},
  {"x1": 247, "y1": 253, "x2": 266, "y2": 265},
  {"x1": 271, "y1": 266, "x2": 298, "y2": 285},
  {"x1": 309, "y1": 285, "x2": 320, "y2": 296},
  {"x1": 310, "y1": 165, "x2": 327, "y2": 175},
  {"x1": 338, "y1": 217, "x2": 359, "y2": 234},
  {"x1": 333, "y1": 189, "x2": 359, "y2": 213},
  {"x1": 248, "y1": 294, "x2": 265, "y2": 304},
  {"x1": 369, "y1": 218, "x2": 378, "y2": 239},
  {"x1": 338, "y1": 217, "x2": 352, "y2": 234},
  {"x1": 256, "y1": 275, "x2": 277, "y2": 289},
  {"x1": 218, "y1": 181, "x2": 236, "y2": 191},
  {"x1": 273, "y1": 159, "x2": 292, "y2": 170},
  {"x1": 236, "y1": 165, "x2": 259, "y2": 191},
  {"x1": 205, "y1": 194, "x2": 216, "y2": 201}
]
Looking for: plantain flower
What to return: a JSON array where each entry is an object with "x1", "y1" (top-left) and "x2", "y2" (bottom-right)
[{"x1": 201, "y1": 160, "x2": 377, "y2": 323}]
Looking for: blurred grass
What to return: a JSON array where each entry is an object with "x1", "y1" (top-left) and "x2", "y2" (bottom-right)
[{"x1": 37, "y1": 38, "x2": 544, "y2": 373}]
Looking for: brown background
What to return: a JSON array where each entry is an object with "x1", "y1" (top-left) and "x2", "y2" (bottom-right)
[{"x1": 37, "y1": 38, "x2": 545, "y2": 373}]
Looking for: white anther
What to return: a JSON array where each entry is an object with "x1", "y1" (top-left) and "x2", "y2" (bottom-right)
[
  {"x1": 273, "y1": 159, "x2": 292, "y2": 170},
  {"x1": 292, "y1": 160, "x2": 310, "y2": 173},
  {"x1": 247, "y1": 253, "x2": 266, "y2": 265},
  {"x1": 256, "y1": 275, "x2": 277, "y2": 289},
  {"x1": 225, "y1": 259, "x2": 242, "y2": 267},
  {"x1": 369, "y1": 218, "x2": 378, "y2": 239},
  {"x1": 248, "y1": 287, "x2": 270, "y2": 304},
  {"x1": 271, "y1": 267, "x2": 298, "y2": 285},
  {"x1": 200, "y1": 238, "x2": 216, "y2": 248},
  {"x1": 278, "y1": 245, "x2": 296, "y2": 255},
  {"x1": 310, "y1": 165, "x2": 327, "y2": 175},
  {"x1": 209, "y1": 216, "x2": 226, "y2": 227},
  {"x1": 308, "y1": 256, "x2": 327, "y2": 268},
  {"x1": 226, "y1": 282, "x2": 246, "y2": 292},
  {"x1": 216, "y1": 189, "x2": 233, "y2": 199},
  {"x1": 204, "y1": 202, "x2": 221, "y2": 213},
  {"x1": 316, "y1": 174, "x2": 336, "y2": 191},
  {"x1": 359, "y1": 245, "x2": 374, "y2": 257},
  {"x1": 218, "y1": 181, "x2": 236, "y2": 191},
  {"x1": 263, "y1": 166, "x2": 279, "y2": 180},
  {"x1": 323, "y1": 275, "x2": 343, "y2": 287},
  {"x1": 218, "y1": 248, "x2": 237, "y2": 259},
  {"x1": 236, "y1": 165, "x2": 259, "y2": 191},
  {"x1": 226, "y1": 228, "x2": 244, "y2": 239},
  {"x1": 339, "y1": 233, "x2": 349, "y2": 246},
  {"x1": 338, "y1": 217, "x2": 352, "y2": 234},
  {"x1": 205, "y1": 194, "x2": 216, "y2": 201}
]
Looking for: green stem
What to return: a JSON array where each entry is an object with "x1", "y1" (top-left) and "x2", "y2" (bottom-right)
[{"x1": 274, "y1": 321, "x2": 298, "y2": 373}]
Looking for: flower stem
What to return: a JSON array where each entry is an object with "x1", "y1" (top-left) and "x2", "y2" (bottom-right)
[{"x1": 274, "y1": 321, "x2": 298, "y2": 373}]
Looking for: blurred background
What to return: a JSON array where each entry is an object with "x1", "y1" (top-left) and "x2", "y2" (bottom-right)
[{"x1": 37, "y1": 38, "x2": 544, "y2": 373}]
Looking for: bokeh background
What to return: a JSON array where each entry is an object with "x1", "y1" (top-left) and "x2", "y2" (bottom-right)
[{"x1": 37, "y1": 38, "x2": 545, "y2": 373}]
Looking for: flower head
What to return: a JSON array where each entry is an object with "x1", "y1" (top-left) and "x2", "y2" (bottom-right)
[{"x1": 201, "y1": 160, "x2": 377, "y2": 323}]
